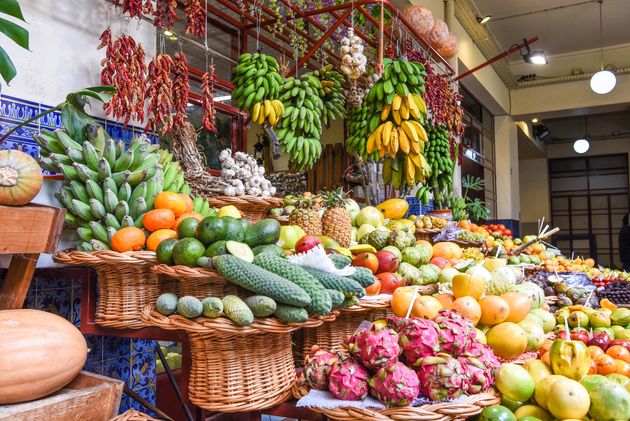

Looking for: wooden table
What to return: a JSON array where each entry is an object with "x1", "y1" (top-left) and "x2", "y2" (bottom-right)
[{"x1": 0, "y1": 203, "x2": 65, "y2": 309}]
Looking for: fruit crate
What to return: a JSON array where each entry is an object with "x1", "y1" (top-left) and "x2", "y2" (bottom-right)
[
  {"x1": 54, "y1": 250, "x2": 176, "y2": 329},
  {"x1": 405, "y1": 196, "x2": 434, "y2": 218}
]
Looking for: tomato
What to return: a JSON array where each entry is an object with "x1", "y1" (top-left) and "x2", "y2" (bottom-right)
[
  {"x1": 377, "y1": 272, "x2": 405, "y2": 294},
  {"x1": 489, "y1": 224, "x2": 498, "y2": 231},
  {"x1": 365, "y1": 279, "x2": 381, "y2": 295},
  {"x1": 497, "y1": 224, "x2": 506, "y2": 230},
  {"x1": 503, "y1": 229, "x2": 512, "y2": 237}
]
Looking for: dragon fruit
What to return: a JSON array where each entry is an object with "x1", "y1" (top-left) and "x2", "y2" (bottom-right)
[
  {"x1": 416, "y1": 353, "x2": 466, "y2": 401},
  {"x1": 303, "y1": 345, "x2": 339, "y2": 390},
  {"x1": 458, "y1": 343, "x2": 500, "y2": 395},
  {"x1": 368, "y1": 361, "x2": 420, "y2": 406},
  {"x1": 328, "y1": 361, "x2": 370, "y2": 401},
  {"x1": 344, "y1": 326, "x2": 401, "y2": 370},
  {"x1": 432, "y1": 309, "x2": 477, "y2": 357},
  {"x1": 387, "y1": 317, "x2": 440, "y2": 366}
]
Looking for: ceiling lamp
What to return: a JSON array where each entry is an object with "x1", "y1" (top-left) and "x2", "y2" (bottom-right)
[
  {"x1": 522, "y1": 38, "x2": 547, "y2": 64},
  {"x1": 590, "y1": 0, "x2": 616, "y2": 94},
  {"x1": 573, "y1": 139, "x2": 590, "y2": 154},
  {"x1": 477, "y1": 15, "x2": 491, "y2": 25}
]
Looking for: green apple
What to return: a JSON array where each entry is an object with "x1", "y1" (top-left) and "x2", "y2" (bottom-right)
[
  {"x1": 278, "y1": 225, "x2": 306, "y2": 250},
  {"x1": 356, "y1": 206, "x2": 384, "y2": 227}
]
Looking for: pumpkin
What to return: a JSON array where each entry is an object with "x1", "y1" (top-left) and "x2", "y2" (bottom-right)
[
  {"x1": 0, "y1": 149, "x2": 43, "y2": 206},
  {"x1": 432, "y1": 242, "x2": 463, "y2": 259},
  {"x1": 0, "y1": 309, "x2": 88, "y2": 404}
]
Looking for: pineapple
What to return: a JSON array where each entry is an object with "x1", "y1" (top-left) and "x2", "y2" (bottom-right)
[
  {"x1": 320, "y1": 188, "x2": 352, "y2": 247},
  {"x1": 289, "y1": 195, "x2": 322, "y2": 236}
]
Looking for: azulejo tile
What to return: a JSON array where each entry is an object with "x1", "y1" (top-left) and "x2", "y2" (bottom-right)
[
  {"x1": 102, "y1": 355, "x2": 131, "y2": 382},
  {"x1": 103, "y1": 336, "x2": 131, "y2": 360},
  {"x1": 84, "y1": 361, "x2": 103, "y2": 376},
  {"x1": 84, "y1": 334, "x2": 103, "y2": 365},
  {"x1": 35, "y1": 273, "x2": 72, "y2": 290},
  {"x1": 37, "y1": 287, "x2": 72, "y2": 320}
]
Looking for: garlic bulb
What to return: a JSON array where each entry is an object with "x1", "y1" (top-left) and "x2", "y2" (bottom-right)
[
  {"x1": 339, "y1": 28, "x2": 366, "y2": 80},
  {"x1": 218, "y1": 149, "x2": 276, "y2": 197}
]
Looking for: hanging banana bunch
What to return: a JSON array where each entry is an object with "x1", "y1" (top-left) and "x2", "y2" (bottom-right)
[
  {"x1": 274, "y1": 73, "x2": 326, "y2": 171},
  {"x1": 304, "y1": 65, "x2": 346, "y2": 126},
  {"x1": 231, "y1": 53, "x2": 285, "y2": 126},
  {"x1": 346, "y1": 101, "x2": 377, "y2": 160},
  {"x1": 416, "y1": 124, "x2": 455, "y2": 204}
]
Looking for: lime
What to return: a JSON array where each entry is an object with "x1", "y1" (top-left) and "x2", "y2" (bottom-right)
[
  {"x1": 480, "y1": 405, "x2": 517, "y2": 421},
  {"x1": 172, "y1": 238, "x2": 206, "y2": 267},
  {"x1": 156, "y1": 238, "x2": 178, "y2": 265},
  {"x1": 177, "y1": 217, "x2": 200, "y2": 239}
]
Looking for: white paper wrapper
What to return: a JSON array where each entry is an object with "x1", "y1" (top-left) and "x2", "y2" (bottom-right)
[
  {"x1": 296, "y1": 390, "x2": 385, "y2": 410},
  {"x1": 288, "y1": 245, "x2": 356, "y2": 276}
]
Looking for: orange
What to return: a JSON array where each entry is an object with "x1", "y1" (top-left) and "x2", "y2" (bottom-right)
[
  {"x1": 588, "y1": 345, "x2": 605, "y2": 360},
  {"x1": 584, "y1": 258, "x2": 595, "y2": 268},
  {"x1": 111, "y1": 227, "x2": 146, "y2": 252},
  {"x1": 435, "y1": 293, "x2": 456, "y2": 310},
  {"x1": 154, "y1": 192, "x2": 187, "y2": 216},
  {"x1": 142, "y1": 208, "x2": 176, "y2": 232},
  {"x1": 501, "y1": 292, "x2": 532, "y2": 323},
  {"x1": 452, "y1": 273, "x2": 485, "y2": 300},
  {"x1": 613, "y1": 359, "x2": 630, "y2": 376},
  {"x1": 179, "y1": 193, "x2": 194, "y2": 213},
  {"x1": 173, "y1": 211, "x2": 204, "y2": 230},
  {"x1": 479, "y1": 295, "x2": 510, "y2": 326},
  {"x1": 606, "y1": 345, "x2": 630, "y2": 363},
  {"x1": 146, "y1": 229, "x2": 177, "y2": 252},
  {"x1": 540, "y1": 351, "x2": 551, "y2": 366},
  {"x1": 595, "y1": 354, "x2": 617, "y2": 375},
  {"x1": 599, "y1": 298, "x2": 617, "y2": 311},
  {"x1": 452, "y1": 296, "x2": 481, "y2": 325}
]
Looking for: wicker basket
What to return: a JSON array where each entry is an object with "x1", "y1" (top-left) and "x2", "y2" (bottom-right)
[
  {"x1": 205, "y1": 195, "x2": 283, "y2": 222},
  {"x1": 269, "y1": 214, "x2": 289, "y2": 225},
  {"x1": 54, "y1": 250, "x2": 173, "y2": 329},
  {"x1": 414, "y1": 228, "x2": 440, "y2": 243},
  {"x1": 152, "y1": 264, "x2": 239, "y2": 299},
  {"x1": 110, "y1": 409, "x2": 159, "y2": 421},
  {"x1": 292, "y1": 382, "x2": 501, "y2": 421}
]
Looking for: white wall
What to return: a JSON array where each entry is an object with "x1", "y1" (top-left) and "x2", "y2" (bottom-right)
[
  {"x1": 494, "y1": 116, "x2": 519, "y2": 220},
  {"x1": 519, "y1": 158, "x2": 550, "y2": 224}
]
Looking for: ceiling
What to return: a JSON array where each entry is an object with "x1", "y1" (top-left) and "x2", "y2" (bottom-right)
[
  {"x1": 466, "y1": 0, "x2": 630, "y2": 86},
  {"x1": 536, "y1": 110, "x2": 630, "y2": 143}
]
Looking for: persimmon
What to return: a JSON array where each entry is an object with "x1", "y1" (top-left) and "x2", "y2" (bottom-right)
[
  {"x1": 111, "y1": 227, "x2": 146, "y2": 252},
  {"x1": 146, "y1": 229, "x2": 177, "y2": 252},
  {"x1": 142, "y1": 208, "x2": 176, "y2": 232}
]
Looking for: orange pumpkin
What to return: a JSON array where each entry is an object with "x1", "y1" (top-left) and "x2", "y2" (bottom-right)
[
  {"x1": 0, "y1": 150, "x2": 43, "y2": 206},
  {"x1": 432, "y1": 242, "x2": 463, "y2": 259},
  {"x1": 0, "y1": 309, "x2": 88, "y2": 404}
]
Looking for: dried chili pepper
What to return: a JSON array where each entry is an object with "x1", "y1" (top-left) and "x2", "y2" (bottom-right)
[
  {"x1": 146, "y1": 54, "x2": 175, "y2": 134},
  {"x1": 115, "y1": 0, "x2": 143, "y2": 18},
  {"x1": 98, "y1": 28, "x2": 114, "y2": 86},
  {"x1": 153, "y1": 0, "x2": 178, "y2": 29},
  {"x1": 184, "y1": 0, "x2": 206, "y2": 37},
  {"x1": 172, "y1": 52, "x2": 190, "y2": 129},
  {"x1": 201, "y1": 64, "x2": 217, "y2": 133}
]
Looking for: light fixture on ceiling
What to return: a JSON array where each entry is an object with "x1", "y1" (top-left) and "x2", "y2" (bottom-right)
[
  {"x1": 573, "y1": 116, "x2": 590, "y2": 154},
  {"x1": 522, "y1": 38, "x2": 547, "y2": 64},
  {"x1": 477, "y1": 15, "x2": 491, "y2": 25},
  {"x1": 590, "y1": 0, "x2": 616, "y2": 94},
  {"x1": 533, "y1": 124, "x2": 550, "y2": 140},
  {"x1": 531, "y1": 118, "x2": 539, "y2": 124}
]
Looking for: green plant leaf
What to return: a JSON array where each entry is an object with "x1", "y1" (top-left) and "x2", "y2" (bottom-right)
[
  {"x1": 0, "y1": 17, "x2": 28, "y2": 49},
  {"x1": 0, "y1": 0, "x2": 26, "y2": 21},
  {"x1": 67, "y1": 87, "x2": 115, "y2": 105},
  {"x1": 0, "y1": 46, "x2": 16, "y2": 84}
]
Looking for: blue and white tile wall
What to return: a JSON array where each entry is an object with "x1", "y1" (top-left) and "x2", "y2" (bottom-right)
[{"x1": 0, "y1": 93, "x2": 159, "y2": 415}]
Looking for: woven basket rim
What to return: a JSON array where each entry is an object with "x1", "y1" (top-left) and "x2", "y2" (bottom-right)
[
  {"x1": 152, "y1": 263, "x2": 218, "y2": 279},
  {"x1": 205, "y1": 195, "x2": 284, "y2": 206},
  {"x1": 109, "y1": 409, "x2": 159, "y2": 421},
  {"x1": 414, "y1": 228, "x2": 442, "y2": 234},
  {"x1": 292, "y1": 382, "x2": 501, "y2": 421},
  {"x1": 338, "y1": 297, "x2": 392, "y2": 312},
  {"x1": 141, "y1": 305, "x2": 337, "y2": 335},
  {"x1": 54, "y1": 249, "x2": 157, "y2": 266}
]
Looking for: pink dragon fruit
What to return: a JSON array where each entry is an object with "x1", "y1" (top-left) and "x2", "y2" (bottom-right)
[
  {"x1": 328, "y1": 361, "x2": 370, "y2": 401},
  {"x1": 458, "y1": 343, "x2": 500, "y2": 395},
  {"x1": 432, "y1": 309, "x2": 477, "y2": 357},
  {"x1": 416, "y1": 353, "x2": 466, "y2": 401},
  {"x1": 344, "y1": 326, "x2": 402, "y2": 370},
  {"x1": 387, "y1": 317, "x2": 440, "y2": 366},
  {"x1": 368, "y1": 361, "x2": 420, "y2": 406},
  {"x1": 303, "y1": 345, "x2": 339, "y2": 390}
]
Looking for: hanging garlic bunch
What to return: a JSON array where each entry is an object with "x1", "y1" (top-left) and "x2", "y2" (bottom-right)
[
  {"x1": 340, "y1": 28, "x2": 366, "y2": 80},
  {"x1": 344, "y1": 72, "x2": 382, "y2": 108},
  {"x1": 219, "y1": 149, "x2": 276, "y2": 197}
]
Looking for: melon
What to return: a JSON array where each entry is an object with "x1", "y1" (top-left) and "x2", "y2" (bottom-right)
[
  {"x1": 515, "y1": 281, "x2": 545, "y2": 309},
  {"x1": 0, "y1": 309, "x2": 88, "y2": 404}
]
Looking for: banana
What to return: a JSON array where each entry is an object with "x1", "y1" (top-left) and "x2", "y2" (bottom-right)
[
  {"x1": 380, "y1": 104, "x2": 391, "y2": 121},
  {"x1": 380, "y1": 122, "x2": 393, "y2": 150},
  {"x1": 98, "y1": 157, "x2": 112, "y2": 180},
  {"x1": 103, "y1": 138, "x2": 117, "y2": 168},
  {"x1": 74, "y1": 163, "x2": 98, "y2": 182},
  {"x1": 55, "y1": 130, "x2": 82, "y2": 151},
  {"x1": 118, "y1": 182, "x2": 131, "y2": 203},
  {"x1": 126, "y1": 169, "x2": 148, "y2": 186},
  {"x1": 130, "y1": 182, "x2": 147, "y2": 204},
  {"x1": 72, "y1": 199, "x2": 95, "y2": 221},
  {"x1": 251, "y1": 101, "x2": 262, "y2": 123},
  {"x1": 120, "y1": 215, "x2": 134, "y2": 228},
  {"x1": 65, "y1": 147, "x2": 85, "y2": 164},
  {"x1": 85, "y1": 179, "x2": 104, "y2": 203},
  {"x1": 89, "y1": 221, "x2": 109, "y2": 243},
  {"x1": 114, "y1": 200, "x2": 130, "y2": 221},
  {"x1": 401, "y1": 121, "x2": 420, "y2": 145},
  {"x1": 130, "y1": 197, "x2": 146, "y2": 219},
  {"x1": 113, "y1": 149, "x2": 134, "y2": 172},
  {"x1": 111, "y1": 170, "x2": 130, "y2": 187},
  {"x1": 86, "y1": 125, "x2": 107, "y2": 152},
  {"x1": 104, "y1": 188, "x2": 118, "y2": 213},
  {"x1": 83, "y1": 141, "x2": 101, "y2": 170},
  {"x1": 104, "y1": 213, "x2": 121, "y2": 230},
  {"x1": 389, "y1": 128, "x2": 399, "y2": 158},
  {"x1": 366, "y1": 124, "x2": 383, "y2": 154},
  {"x1": 77, "y1": 227, "x2": 94, "y2": 242},
  {"x1": 69, "y1": 181, "x2": 89, "y2": 203},
  {"x1": 59, "y1": 164, "x2": 79, "y2": 181},
  {"x1": 392, "y1": 94, "x2": 402, "y2": 111},
  {"x1": 89, "y1": 198, "x2": 107, "y2": 220}
]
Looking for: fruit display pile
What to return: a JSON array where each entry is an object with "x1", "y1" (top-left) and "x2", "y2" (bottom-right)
[
  {"x1": 525, "y1": 270, "x2": 597, "y2": 311},
  {"x1": 300, "y1": 311, "x2": 499, "y2": 405},
  {"x1": 598, "y1": 280, "x2": 630, "y2": 305}
]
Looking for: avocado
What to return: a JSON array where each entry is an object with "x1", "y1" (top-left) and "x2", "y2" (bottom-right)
[
  {"x1": 222, "y1": 216, "x2": 245, "y2": 241},
  {"x1": 196, "y1": 216, "x2": 227, "y2": 245},
  {"x1": 172, "y1": 238, "x2": 206, "y2": 267},
  {"x1": 243, "y1": 218, "x2": 281, "y2": 247},
  {"x1": 205, "y1": 240, "x2": 228, "y2": 257},
  {"x1": 252, "y1": 244, "x2": 286, "y2": 257}
]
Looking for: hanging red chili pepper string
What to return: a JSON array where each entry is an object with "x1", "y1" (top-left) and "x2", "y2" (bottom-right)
[
  {"x1": 98, "y1": 28, "x2": 114, "y2": 86},
  {"x1": 146, "y1": 54, "x2": 175, "y2": 134},
  {"x1": 172, "y1": 51, "x2": 190, "y2": 129},
  {"x1": 114, "y1": 0, "x2": 144, "y2": 18},
  {"x1": 201, "y1": 63, "x2": 217, "y2": 133},
  {"x1": 153, "y1": 0, "x2": 178, "y2": 29},
  {"x1": 184, "y1": 0, "x2": 206, "y2": 37}
]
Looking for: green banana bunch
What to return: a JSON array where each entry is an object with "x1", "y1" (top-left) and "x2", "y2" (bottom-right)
[
  {"x1": 421, "y1": 124, "x2": 455, "y2": 205},
  {"x1": 158, "y1": 149, "x2": 190, "y2": 195},
  {"x1": 304, "y1": 65, "x2": 346, "y2": 126},
  {"x1": 191, "y1": 194, "x2": 217, "y2": 218},
  {"x1": 366, "y1": 58, "x2": 426, "y2": 107},
  {"x1": 231, "y1": 52, "x2": 285, "y2": 124},
  {"x1": 345, "y1": 102, "x2": 378, "y2": 161},
  {"x1": 274, "y1": 74, "x2": 326, "y2": 171}
]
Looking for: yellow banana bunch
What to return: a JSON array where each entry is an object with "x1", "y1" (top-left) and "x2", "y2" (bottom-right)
[
  {"x1": 366, "y1": 119, "x2": 429, "y2": 159},
  {"x1": 380, "y1": 93, "x2": 427, "y2": 124},
  {"x1": 251, "y1": 99, "x2": 285, "y2": 126},
  {"x1": 385, "y1": 154, "x2": 430, "y2": 190}
]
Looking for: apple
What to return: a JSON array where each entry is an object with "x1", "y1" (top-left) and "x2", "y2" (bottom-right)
[
  {"x1": 295, "y1": 235, "x2": 323, "y2": 254},
  {"x1": 588, "y1": 332, "x2": 611, "y2": 350},
  {"x1": 382, "y1": 245, "x2": 402, "y2": 262},
  {"x1": 430, "y1": 256, "x2": 450, "y2": 269},
  {"x1": 375, "y1": 250, "x2": 399, "y2": 273},
  {"x1": 356, "y1": 206, "x2": 384, "y2": 227},
  {"x1": 608, "y1": 339, "x2": 630, "y2": 351},
  {"x1": 352, "y1": 252, "x2": 379, "y2": 274},
  {"x1": 357, "y1": 224, "x2": 376, "y2": 242},
  {"x1": 570, "y1": 329, "x2": 590, "y2": 345},
  {"x1": 318, "y1": 235, "x2": 340, "y2": 249},
  {"x1": 377, "y1": 272, "x2": 404, "y2": 294},
  {"x1": 365, "y1": 278, "x2": 381, "y2": 295},
  {"x1": 278, "y1": 225, "x2": 306, "y2": 250}
]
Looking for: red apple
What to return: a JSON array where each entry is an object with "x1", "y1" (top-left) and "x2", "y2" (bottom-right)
[
  {"x1": 588, "y1": 332, "x2": 611, "y2": 350},
  {"x1": 377, "y1": 272, "x2": 404, "y2": 294},
  {"x1": 295, "y1": 235, "x2": 322, "y2": 254},
  {"x1": 570, "y1": 329, "x2": 591, "y2": 345},
  {"x1": 608, "y1": 339, "x2": 630, "y2": 352},
  {"x1": 352, "y1": 252, "x2": 379, "y2": 274},
  {"x1": 430, "y1": 256, "x2": 449, "y2": 269},
  {"x1": 375, "y1": 250, "x2": 399, "y2": 274}
]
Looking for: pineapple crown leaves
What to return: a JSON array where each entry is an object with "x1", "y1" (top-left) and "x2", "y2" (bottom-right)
[
  {"x1": 319, "y1": 187, "x2": 349, "y2": 207},
  {"x1": 295, "y1": 194, "x2": 321, "y2": 209}
]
